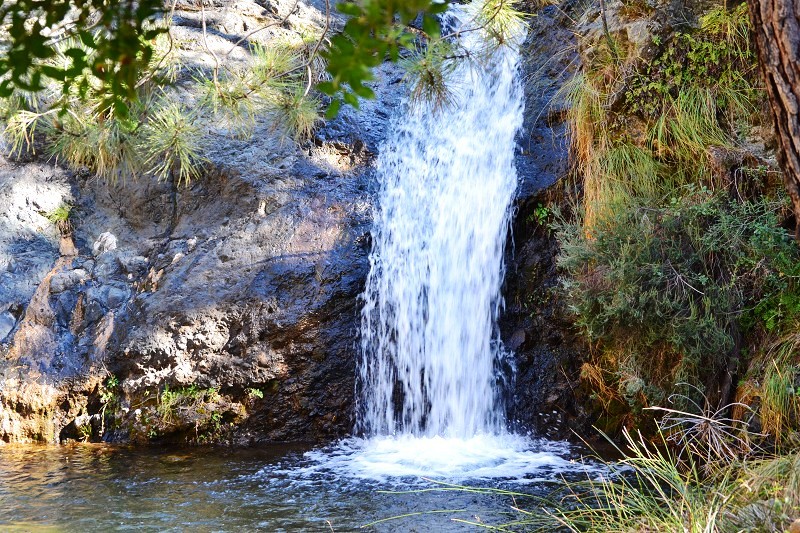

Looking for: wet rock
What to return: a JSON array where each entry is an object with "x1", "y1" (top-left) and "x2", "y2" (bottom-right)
[{"x1": 500, "y1": 1, "x2": 591, "y2": 440}]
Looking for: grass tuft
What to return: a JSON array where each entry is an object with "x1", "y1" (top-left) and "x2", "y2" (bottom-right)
[{"x1": 141, "y1": 100, "x2": 207, "y2": 186}]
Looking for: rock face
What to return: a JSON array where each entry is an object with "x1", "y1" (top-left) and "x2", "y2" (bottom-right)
[
  {"x1": 0, "y1": 0, "x2": 587, "y2": 445},
  {"x1": 500, "y1": 2, "x2": 589, "y2": 439},
  {"x1": 0, "y1": 0, "x2": 407, "y2": 445},
  {"x1": 0, "y1": 132, "x2": 382, "y2": 444}
]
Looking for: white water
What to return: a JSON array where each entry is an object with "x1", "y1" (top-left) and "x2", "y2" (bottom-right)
[
  {"x1": 300, "y1": 434, "x2": 577, "y2": 483},
  {"x1": 358, "y1": 5, "x2": 524, "y2": 439},
  {"x1": 298, "y1": 3, "x2": 580, "y2": 483}
]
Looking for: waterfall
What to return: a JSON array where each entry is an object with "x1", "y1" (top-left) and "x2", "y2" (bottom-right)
[
  {"x1": 299, "y1": 4, "x2": 577, "y2": 483},
  {"x1": 358, "y1": 4, "x2": 524, "y2": 439}
]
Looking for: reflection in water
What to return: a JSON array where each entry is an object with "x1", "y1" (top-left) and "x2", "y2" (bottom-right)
[{"x1": 0, "y1": 443, "x2": 595, "y2": 531}]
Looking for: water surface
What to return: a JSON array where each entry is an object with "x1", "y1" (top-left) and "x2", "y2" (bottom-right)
[{"x1": 0, "y1": 437, "x2": 595, "y2": 531}]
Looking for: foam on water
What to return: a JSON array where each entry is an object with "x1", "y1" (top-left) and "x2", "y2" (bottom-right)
[{"x1": 298, "y1": 435, "x2": 577, "y2": 483}]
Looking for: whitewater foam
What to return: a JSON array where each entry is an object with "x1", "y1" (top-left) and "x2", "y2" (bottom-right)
[{"x1": 294, "y1": 435, "x2": 581, "y2": 484}]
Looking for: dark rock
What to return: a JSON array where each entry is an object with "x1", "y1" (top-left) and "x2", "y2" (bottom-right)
[{"x1": 500, "y1": 1, "x2": 593, "y2": 441}]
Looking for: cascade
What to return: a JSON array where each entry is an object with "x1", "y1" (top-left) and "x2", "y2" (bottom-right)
[{"x1": 358, "y1": 4, "x2": 524, "y2": 439}]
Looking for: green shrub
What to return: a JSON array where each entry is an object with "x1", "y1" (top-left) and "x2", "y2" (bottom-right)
[{"x1": 556, "y1": 188, "x2": 800, "y2": 416}]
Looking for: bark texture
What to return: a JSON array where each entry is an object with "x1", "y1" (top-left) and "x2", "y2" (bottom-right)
[{"x1": 748, "y1": 0, "x2": 800, "y2": 236}]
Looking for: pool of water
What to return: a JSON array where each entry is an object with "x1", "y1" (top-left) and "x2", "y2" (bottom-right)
[{"x1": 0, "y1": 436, "x2": 598, "y2": 531}]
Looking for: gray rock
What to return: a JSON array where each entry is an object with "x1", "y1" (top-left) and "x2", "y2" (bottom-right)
[
  {"x1": 0, "y1": 160, "x2": 70, "y2": 312},
  {"x1": 92, "y1": 232, "x2": 118, "y2": 256},
  {"x1": 86, "y1": 285, "x2": 129, "y2": 310},
  {"x1": 92, "y1": 252, "x2": 122, "y2": 282},
  {"x1": 0, "y1": 311, "x2": 15, "y2": 341},
  {"x1": 49, "y1": 268, "x2": 89, "y2": 293},
  {"x1": 117, "y1": 253, "x2": 149, "y2": 277}
]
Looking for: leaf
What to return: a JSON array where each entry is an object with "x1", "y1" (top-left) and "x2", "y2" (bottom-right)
[
  {"x1": 422, "y1": 14, "x2": 441, "y2": 38},
  {"x1": 343, "y1": 91, "x2": 360, "y2": 109},
  {"x1": 316, "y1": 81, "x2": 337, "y2": 95},
  {"x1": 40, "y1": 65, "x2": 65, "y2": 81},
  {"x1": 325, "y1": 98, "x2": 342, "y2": 118},
  {"x1": 336, "y1": 2, "x2": 362, "y2": 16},
  {"x1": 352, "y1": 84, "x2": 375, "y2": 99},
  {"x1": 78, "y1": 30, "x2": 96, "y2": 48}
]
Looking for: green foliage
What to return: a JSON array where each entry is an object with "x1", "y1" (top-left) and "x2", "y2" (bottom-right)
[
  {"x1": 43, "y1": 104, "x2": 144, "y2": 180},
  {"x1": 0, "y1": 0, "x2": 165, "y2": 115},
  {"x1": 567, "y1": 2, "x2": 762, "y2": 228},
  {"x1": 157, "y1": 384, "x2": 211, "y2": 425},
  {"x1": 273, "y1": 89, "x2": 322, "y2": 141},
  {"x1": 320, "y1": 0, "x2": 527, "y2": 113},
  {"x1": 402, "y1": 40, "x2": 458, "y2": 110},
  {"x1": 100, "y1": 375, "x2": 120, "y2": 406},
  {"x1": 43, "y1": 202, "x2": 74, "y2": 235},
  {"x1": 43, "y1": 203, "x2": 72, "y2": 225},
  {"x1": 557, "y1": 189, "x2": 800, "y2": 413},
  {"x1": 199, "y1": 36, "x2": 325, "y2": 141},
  {"x1": 476, "y1": 0, "x2": 527, "y2": 47},
  {"x1": 528, "y1": 203, "x2": 551, "y2": 227},
  {"x1": 1, "y1": 25, "x2": 180, "y2": 182},
  {"x1": 626, "y1": 4, "x2": 757, "y2": 120},
  {"x1": 557, "y1": 0, "x2": 782, "y2": 427},
  {"x1": 319, "y1": 0, "x2": 450, "y2": 110},
  {"x1": 246, "y1": 388, "x2": 264, "y2": 400},
  {"x1": 0, "y1": 0, "x2": 528, "y2": 122},
  {"x1": 141, "y1": 101, "x2": 207, "y2": 186}
]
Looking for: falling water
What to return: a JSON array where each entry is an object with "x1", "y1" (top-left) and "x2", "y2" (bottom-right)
[
  {"x1": 290, "y1": 3, "x2": 579, "y2": 483},
  {"x1": 358, "y1": 5, "x2": 525, "y2": 439}
]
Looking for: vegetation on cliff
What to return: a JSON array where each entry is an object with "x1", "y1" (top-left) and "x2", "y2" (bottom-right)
[
  {"x1": 556, "y1": 0, "x2": 800, "y2": 443},
  {"x1": 524, "y1": 0, "x2": 800, "y2": 529}
]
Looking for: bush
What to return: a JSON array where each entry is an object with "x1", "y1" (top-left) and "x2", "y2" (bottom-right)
[
  {"x1": 555, "y1": 0, "x2": 791, "y2": 432},
  {"x1": 556, "y1": 188, "x2": 800, "y2": 418}
]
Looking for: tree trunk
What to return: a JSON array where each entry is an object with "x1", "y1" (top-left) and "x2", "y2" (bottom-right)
[{"x1": 747, "y1": 0, "x2": 800, "y2": 238}]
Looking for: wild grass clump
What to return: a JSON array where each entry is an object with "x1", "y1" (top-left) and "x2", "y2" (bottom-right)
[
  {"x1": 376, "y1": 406, "x2": 795, "y2": 532},
  {"x1": 544, "y1": 409, "x2": 799, "y2": 533},
  {"x1": 551, "y1": 429, "x2": 734, "y2": 532},
  {"x1": 565, "y1": 1, "x2": 762, "y2": 232},
  {"x1": 43, "y1": 104, "x2": 145, "y2": 181},
  {"x1": 1, "y1": 15, "x2": 331, "y2": 182},
  {"x1": 738, "y1": 333, "x2": 800, "y2": 446},
  {"x1": 157, "y1": 384, "x2": 220, "y2": 426}
]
